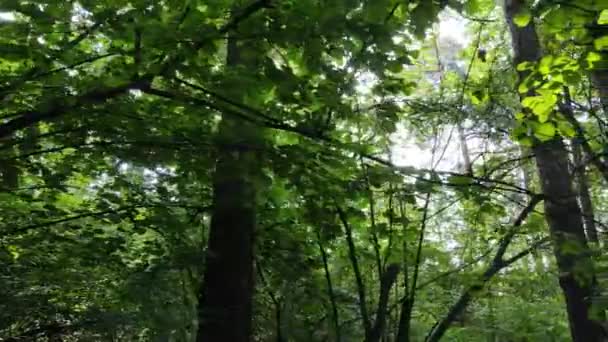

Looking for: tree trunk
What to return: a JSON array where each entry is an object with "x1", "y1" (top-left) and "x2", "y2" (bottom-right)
[
  {"x1": 573, "y1": 139, "x2": 600, "y2": 244},
  {"x1": 364, "y1": 165, "x2": 383, "y2": 278},
  {"x1": 336, "y1": 205, "x2": 372, "y2": 337},
  {"x1": 560, "y1": 87, "x2": 608, "y2": 183},
  {"x1": 395, "y1": 199, "x2": 411, "y2": 342},
  {"x1": 196, "y1": 34, "x2": 263, "y2": 342},
  {"x1": 366, "y1": 263, "x2": 400, "y2": 342},
  {"x1": 504, "y1": 1, "x2": 605, "y2": 341},
  {"x1": 587, "y1": 10, "x2": 608, "y2": 112},
  {"x1": 457, "y1": 123, "x2": 473, "y2": 175},
  {"x1": 590, "y1": 48, "x2": 608, "y2": 114},
  {"x1": 591, "y1": 70, "x2": 608, "y2": 114},
  {"x1": 317, "y1": 232, "x2": 342, "y2": 342}
]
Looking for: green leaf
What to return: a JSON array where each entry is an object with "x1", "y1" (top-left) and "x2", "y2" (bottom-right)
[
  {"x1": 585, "y1": 51, "x2": 603, "y2": 70},
  {"x1": 538, "y1": 56, "x2": 553, "y2": 75},
  {"x1": 519, "y1": 136, "x2": 534, "y2": 147},
  {"x1": 598, "y1": 9, "x2": 608, "y2": 25},
  {"x1": 557, "y1": 121, "x2": 576, "y2": 138},
  {"x1": 364, "y1": 0, "x2": 390, "y2": 22},
  {"x1": 518, "y1": 74, "x2": 539, "y2": 93},
  {"x1": 516, "y1": 61, "x2": 535, "y2": 71},
  {"x1": 470, "y1": 89, "x2": 488, "y2": 105},
  {"x1": 522, "y1": 94, "x2": 557, "y2": 122},
  {"x1": 464, "y1": 0, "x2": 482, "y2": 15},
  {"x1": 464, "y1": 0, "x2": 495, "y2": 16},
  {"x1": 535, "y1": 122, "x2": 556, "y2": 141},
  {"x1": 6, "y1": 245, "x2": 20, "y2": 260},
  {"x1": 594, "y1": 36, "x2": 608, "y2": 51},
  {"x1": 563, "y1": 70, "x2": 582, "y2": 85},
  {"x1": 513, "y1": 8, "x2": 531, "y2": 27},
  {"x1": 410, "y1": 1, "x2": 438, "y2": 38},
  {"x1": 544, "y1": 8, "x2": 568, "y2": 33},
  {"x1": 448, "y1": 175, "x2": 474, "y2": 185}
]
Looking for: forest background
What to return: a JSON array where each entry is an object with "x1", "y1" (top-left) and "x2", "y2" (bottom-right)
[{"x1": 1, "y1": 0, "x2": 608, "y2": 341}]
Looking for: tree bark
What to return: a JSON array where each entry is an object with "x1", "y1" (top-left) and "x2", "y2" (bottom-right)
[
  {"x1": 588, "y1": 13, "x2": 608, "y2": 123},
  {"x1": 591, "y1": 70, "x2": 608, "y2": 114},
  {"x1": 590, "y1": 46, "x2": 608, "y2": 114},
  {"x1": 366, "y1": 264, "x2": 400, "y2": 342},
  {"x1": 573, "y1": 139, "x2": 600, "y2": 244},
  {"x1": 364, "y1": 165, "x2": 383, "y2": 278},
  {"x1": 317, "y1": 232, "x2": 342, "y2": 342},
  {"x1": 336, "y1": 205, "x2": 372, "y2": 337},
  {"x1": 504, "y1": 1, "x2": 605, "y2": 341},
  {"x1": 560, "y1": 91, "x2": 608, "y2": 183},
  {"x1": 395, "y1": 193, "x2": 430, "y2": 342},
  {"x1": 457, "y1": 123, "x2": 473, "y2": 175},
  {"x1": 196, "y1": 33, "x2": 263, "y2": 342}
]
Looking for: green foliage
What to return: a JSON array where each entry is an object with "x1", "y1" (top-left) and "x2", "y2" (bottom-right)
[{"x1": 0, "y1": 0, "x2": 603, "y2": 341}]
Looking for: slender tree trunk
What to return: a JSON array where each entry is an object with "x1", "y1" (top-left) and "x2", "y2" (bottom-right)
[
  {"x1": 564, "y1": 86, "x2": 600, "y2": 244},
  {"x1": 364, "y1": 167, "x2": 383, "y2": 277},
  {"x1": 336, "y1": 205, "x2": 372, "y2": 337},
  {"x1": 504, "y1": 1, "x2": 605, "y2": 341},
  {"x1": 560, "y1": 88, "x2": 608, "y2": 183},
  {"x1": 457, "y1": 123, "x2": 473, "y2": 175},
  {"x1": 317, "y1": 232, "x2": 342, "y2": 342},
  {"x1": 395, "y1": 193, "x2": 430, "y2": 342},
  {"x1": 590, "y1": 46, "x2": 608, "y2": 114},
  {"x1": 196, "y1": 34, "x2": 263, "y2": 342},
  {"x1": 591, "y1": 71, "x2": 608, "y2": 114},
  {"x1": 256, "y1": 262, "x2": 284, "y2": 342},
  {"x1": 395, "y1": 199, "x2": 411, "y2": 342},
  {"x1": 366, "y1": 264, "x2": 400, "y2": 342},
  {"x1": 586, "y1": 9, "x2": 608, "y2": 112},
  {"x1": 426, "y1": 198, "x2": 543, "y2": 342},
  {"x1": 573, "y1": 139, "x2": 600, "y2": 244},
  {"x1": 274, "y1": 301, "x2": 284, "y2": 342}
]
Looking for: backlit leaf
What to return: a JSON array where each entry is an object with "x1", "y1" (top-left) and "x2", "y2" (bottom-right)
[
  {"x1": 535, "y1": 122, "x2": 556, "y2": 141},
  {"x1": 513, "y1": 8, "x2": 531, "y2": 27}
]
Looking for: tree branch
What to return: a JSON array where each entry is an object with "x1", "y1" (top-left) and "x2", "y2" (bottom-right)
[
  {"x1": 0, "y1": 80, "x2": 147, "y2": 140},
  {"x1": 425, "y1": 196, "x2": 543, "y2": 342}
]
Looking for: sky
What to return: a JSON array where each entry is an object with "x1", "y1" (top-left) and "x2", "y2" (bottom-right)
[
  {"x1": 438, "y1": 10, "x2": 470, "y2": 45},
  {"x1": 391, "y1": 10, "x2": 470, "y2": 170},
  {"x1": 0, "y1": 11, "x2": 14, "y2": 22}
]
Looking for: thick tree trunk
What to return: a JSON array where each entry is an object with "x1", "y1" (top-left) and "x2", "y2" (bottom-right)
[
  {"x1": 532, "y1": 141, "x2": 604, "y2": 341},
  {"x1": 196, "y1": 35, "x2": 263, "y2": 342},
  {"x1": 504, "y1": 1, "x2": 605, "y2": 341}
]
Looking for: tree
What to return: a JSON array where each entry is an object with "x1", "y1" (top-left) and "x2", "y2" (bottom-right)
[
  {"x1": 2, "y1": 1, "x2": 608, "y2": 341},
  {"x1": 504, "y1": 0, "x2": 605, "y2": 340}
]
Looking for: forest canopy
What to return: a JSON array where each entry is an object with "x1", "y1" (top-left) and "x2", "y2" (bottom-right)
[{"x1": 1, "y1": 0, "x2": 608, "y2": 341}]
